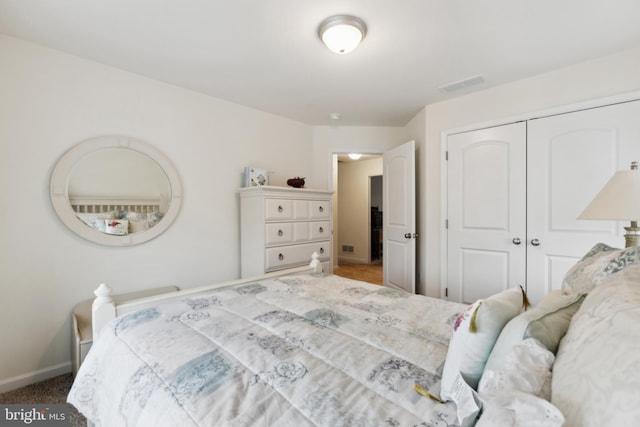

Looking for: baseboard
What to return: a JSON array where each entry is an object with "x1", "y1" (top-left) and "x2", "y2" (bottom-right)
[
  {"x1": 337, "y1": 256, "x2": 368, "y2": 265},
  {"x1": 0, "y1": 361, "x2": 72, "y2": 394}
]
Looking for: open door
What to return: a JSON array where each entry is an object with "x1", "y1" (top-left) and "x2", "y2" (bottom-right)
[{"x1": 383, "y1": 140, "x2": 416, "y2": 293}]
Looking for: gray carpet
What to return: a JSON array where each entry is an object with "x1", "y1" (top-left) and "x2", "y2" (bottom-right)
[{"x1": 0, "y1": 374, "x2": 86, "y2": 427}]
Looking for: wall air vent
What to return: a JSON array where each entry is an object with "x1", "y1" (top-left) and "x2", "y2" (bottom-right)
[
  {"x1": 342, "y1": 245, "x2": 354, "y2": 253},
  {"x1": 439, "y1": 75, "x2": 485, "y2": 93}
]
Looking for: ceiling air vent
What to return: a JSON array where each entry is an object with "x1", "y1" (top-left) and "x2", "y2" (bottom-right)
[{"x1": 439, "y1": 75, "x2": 485, "y2": 93}]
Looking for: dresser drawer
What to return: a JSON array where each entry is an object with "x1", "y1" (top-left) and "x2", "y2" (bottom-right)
[
  {"x1": 265, "y1": 241, "x2": 331, "y2": 271},
  {"x1": 309, "y1": 221, "x2": 330, "y2": 240},
  {"x1": 266, "y1": 221, "x2": 329, "y2": 245},
  {"x1": 265, "y1": 199, "x2": 294, "y2": 220},
  {"x1": 265, "y1": 199, "x2": 330, "y2": 221},
  {"x1": 265, "y1": 223, "x2": 294, "y2": 245},
  {"x1": 310, "y1": 200, "x2": 330, "y2": 219}
]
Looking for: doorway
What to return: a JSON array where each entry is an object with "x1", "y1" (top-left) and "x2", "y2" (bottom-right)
[
  {"x1": 370, "y1": 175, "x2": 383, "y2": 263},
  {"x1": 332, "y1": 153, "x2": 383, "y2": 285}
]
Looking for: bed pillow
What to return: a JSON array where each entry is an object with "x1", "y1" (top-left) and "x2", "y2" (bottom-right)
[
  {"x1": 476, "y1": 339, "x2": 564, "y2": 426},
  {"x1": 552, "y1": 263, "x2": 640, "y2": 427},
  {"x1": 479, "y1": 338, "x2": 555, "y2": 400},
  {"x1": 440, "y1": 286, "x2": 527, "y2": 401},
  {"x1": 561, "y1": 242, "x2": 640, "y2": 293},
  {"x1": 479, "y1": 290, "x2": 585, "y2": 380},
  {"x1": 75, "y1": 211, "x2": 119, "y2": 232},
  {"x1": 477, "y1": 390, "x2": 565, "y2": 427}
]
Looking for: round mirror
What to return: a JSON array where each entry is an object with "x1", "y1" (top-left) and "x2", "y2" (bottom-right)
[{"x1": 50, "y1": 136, "x2": 183, "y2": 246}]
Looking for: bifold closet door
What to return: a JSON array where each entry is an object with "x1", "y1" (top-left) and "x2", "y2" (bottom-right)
[
  {"x1": 447, "y1": 122, "x2": 527, "y2": 304},
  {"x1": 526, "y1": 100, "x2": 640, "y2": 302}
]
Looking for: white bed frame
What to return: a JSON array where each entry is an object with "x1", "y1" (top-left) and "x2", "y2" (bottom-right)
[
  {"x1": 91, "y1": 253, "x2": 323, "y2": 340},
  {"x1": 70, "y1": 196, "x2": 162, "y2": 214}
]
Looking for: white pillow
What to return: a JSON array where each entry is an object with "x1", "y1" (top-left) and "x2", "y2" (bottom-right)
[
  {"x1": 480, "y1": 290, "x2": 585, "y2": 378},
  {"x1": 440, "y1": 286, "x2": 526, "y2": 401},
  {"x1": 479, "y1": 338, "x2": 554, "y2": 400},
  {"x1": 475, "y1": 339, "x2": 564, "y2": 426},
  {"x1": 561, "y1": 242, "x2": 640, "y2": 293},
  {"x1": 552, "y1": 263, "x2": 640, "y2": 427},
  {"x1": 75, "y1": 211, "x2": 119, "y2": 232},
  {"x1": 476, "y1": 390, "x2": 565, "y2": 427}
]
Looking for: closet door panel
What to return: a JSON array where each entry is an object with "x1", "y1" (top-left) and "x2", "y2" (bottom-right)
[
  {"x1": 527, "y1": 100, "x2": 640, "y2": 302},
  {"x1": 447, "y1": 122, "x2": 527, "y2": 303}
]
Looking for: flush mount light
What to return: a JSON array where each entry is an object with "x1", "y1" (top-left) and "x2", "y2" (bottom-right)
[
  {"x1": 329, "y1": 112, "x2": 341, "y2": 120},
  {"x1": 318, "y1": 15, "x2": 367, "y2": 54},
  {"x1": 348, "y1": 153, "x2": 362, "y2": 160}
]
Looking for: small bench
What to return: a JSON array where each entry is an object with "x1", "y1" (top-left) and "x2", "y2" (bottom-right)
[{"x1": 72, "y1": 286, "x2": 179, "y2": 376}]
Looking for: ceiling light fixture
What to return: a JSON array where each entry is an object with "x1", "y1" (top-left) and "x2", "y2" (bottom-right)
[
  {"x1": 318, "y1": 15, "x2": 367, "y2": 54},
  {"x1": 329, "y1": 113, "x2": 341, "y2": 120},
  {"x1": 348, "y1": 153, "x2": 362, "y2": 160}
]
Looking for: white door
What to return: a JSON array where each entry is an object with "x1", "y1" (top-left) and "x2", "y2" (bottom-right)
[
  {"x1": 447, "y1": 122, "x2": 527, "y2": 303},
  {"x1": 527, "y1": 100, "x2": 640, "y2": 302},
  {"x1": 383, "y1": 140, "x2": 416, "y2": 293}
]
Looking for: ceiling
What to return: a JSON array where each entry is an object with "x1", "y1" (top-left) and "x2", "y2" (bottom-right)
[{"x1": 2, "y1": 0, "x2": 640, "y2": 126}]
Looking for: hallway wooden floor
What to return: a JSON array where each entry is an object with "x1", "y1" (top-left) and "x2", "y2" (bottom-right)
[{"x1": 333, "y1": 263, "x2": 383, "y2": 285}]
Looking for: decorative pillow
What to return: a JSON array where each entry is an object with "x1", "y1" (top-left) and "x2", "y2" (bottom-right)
[
  {"x1": 476, "y1": 339, "x2": 563, "y2": 426},
  {"x1": 552, "y1": 263, "x2": 640, "y2": 427},
  {"x1": 561, "y1": 242, "x2": 640, "y2": 293},
  {"x1": 75, "y1": 211, "x2": 119, "y2": 232},
  {"x1": 479, "y1": 338, "x2": 555, "y2": 399},
  {"x1": 479, "y1": 290, "x2": 585, "y2": 379},
  {"x1": 104, "y1": 219, "x2": 128, "y2": 235},
  {"x1": 128, "y1": 220, "x2": 149, "y2": 233},
  {"x1": 440, "y1": 286, "x2": 527, "y2": 401},
  {"x1": 476, "y1": 390, "x2": 565, "y2": 427},
  {"x1": 121, "y1": 211, "x2": 147, "y2": 221},
  {"x1": 147, "y1": 211, "x2": 164, "y2": 227}
]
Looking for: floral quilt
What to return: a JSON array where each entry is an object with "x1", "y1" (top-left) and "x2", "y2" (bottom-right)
[{"x1": 68, "y1": 273, "x2": 466, "y2": 426}]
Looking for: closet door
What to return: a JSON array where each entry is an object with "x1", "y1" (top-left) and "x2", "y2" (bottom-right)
[
  {"x1": 447, "y1": 122, "x2": 527, "y2": 303},
  {"x1": 527, "y1": 100, "x2": 640, "y2": 302}
]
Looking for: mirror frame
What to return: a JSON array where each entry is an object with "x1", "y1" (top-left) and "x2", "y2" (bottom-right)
[{"x1": 50, "y1": 136, "x2": 183, "y2": 246}]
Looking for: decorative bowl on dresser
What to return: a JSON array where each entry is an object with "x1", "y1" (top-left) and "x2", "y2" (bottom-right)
[{"x1": 286, "y1": 177, "x2": 306, "y2": 188}]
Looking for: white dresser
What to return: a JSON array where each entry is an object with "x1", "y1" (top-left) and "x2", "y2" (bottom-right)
[{"x1": 239, "y1": 186, "x2": 333, "y2": 277}]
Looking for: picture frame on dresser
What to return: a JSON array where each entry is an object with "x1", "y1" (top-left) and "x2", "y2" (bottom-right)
[{"x1": 239, "y1": 186, "x2": 333, "y2": 277}]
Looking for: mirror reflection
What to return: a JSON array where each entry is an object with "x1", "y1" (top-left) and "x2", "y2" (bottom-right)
[
  {"x1": 51, "y1": 135, "x2": 182, "y2": 246},
  {"x1": 68, "y1": 148, "x2": 170, "y2": 235}
]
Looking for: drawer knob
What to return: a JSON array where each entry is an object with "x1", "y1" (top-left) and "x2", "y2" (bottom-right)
[
  {"x1": 319, "y1": 227, "x2": 324, "y2": 233},
  {"x1": 319, "y1": 247, "x2": 324, "y2": 254},
  {"x1": 278, "y1": 229, "x2": 284, "y2": 236},
  {"x1": 278, "y1": 205, "x2": 283, "y2": 213},
  {"x1": 279, "y1": 253, "x2": 284, "y2": 261},
  {"x1": 319, "y1": 206, "x2": 324, "y2": 212}
]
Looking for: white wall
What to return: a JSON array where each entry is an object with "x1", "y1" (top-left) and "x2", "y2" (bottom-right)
[
  {"x1": 420, "y1": 47, "x2": 640, "y2": 298},
  {"x1": 0, "y1": 35, "x2": 315, "y2": 390},
  {"x1": 337, "y1": 158, "x2": 383, "y2": 264},
  {"x1": 312, "y1": 126, "x2": 407, "y2": 189}
]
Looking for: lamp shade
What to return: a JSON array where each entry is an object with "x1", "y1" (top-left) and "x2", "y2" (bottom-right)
[
  {"x1": 578, "y1": 164, "x2": 640, "y2": 221},
  {"x1": 318, "y1": 15, "x2": 367, "y2": 54}
]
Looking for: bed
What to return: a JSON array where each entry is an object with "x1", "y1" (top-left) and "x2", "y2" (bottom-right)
[
  {"x1": 70, "y1": 196, "x2": 165, "y2": 234},
  {"x1": 69, "y1": 246, "x2": 640, "y2": 426}
]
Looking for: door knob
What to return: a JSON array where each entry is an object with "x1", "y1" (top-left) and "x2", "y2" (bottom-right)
[
  {"x1": 512, "y1": 237, "x2": 521, "y2": 245},
  {"x1": 531, "y1": 238, "x2": 541, "y2": 246}
]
